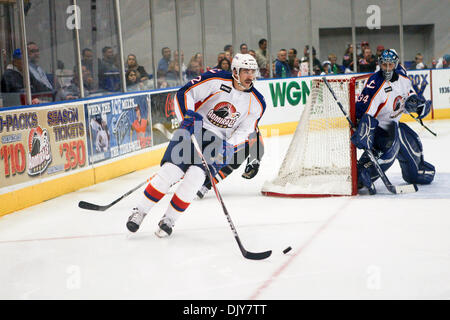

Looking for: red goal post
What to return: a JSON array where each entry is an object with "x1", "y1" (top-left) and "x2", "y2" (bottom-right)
[{"x1": 261, "y1": 74, "x2": 371, "y2": 198}]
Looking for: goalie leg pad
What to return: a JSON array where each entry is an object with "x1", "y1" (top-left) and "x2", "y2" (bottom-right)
[
  {"x1": 397, "y1": 122, "x2": 435, "y2": 184},
  {"x1": 357, "y1": 123, "x2": 400, "y2": 184}
]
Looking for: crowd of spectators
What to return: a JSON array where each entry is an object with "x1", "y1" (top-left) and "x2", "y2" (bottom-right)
[{"x1": 1, "y1": 39, "x2": 449, "y2": 106}]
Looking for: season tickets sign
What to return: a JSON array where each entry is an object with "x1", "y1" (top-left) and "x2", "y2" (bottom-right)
[
  {"x1": 0, "y1": 102, "x2": 88, "y2": 188},
  {"x1": 85, "y1": 94, "x2": 153, "y2": 164}
]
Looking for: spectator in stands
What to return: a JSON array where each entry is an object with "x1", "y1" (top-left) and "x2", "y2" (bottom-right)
[
  {"x1": 224, "y1": 51, "x2": 233, "y2": 64},
  {"x1": 126, "y1": 54, "x2": 149, "y2": 81},
  {"x1": 186, "y1": 60, "x2": 202, "y2": 81},
  {"x1": 214, "y1": 52, "x2": 226, "y2": 69},
  {"x1": 321, "y1": 60, "x2": 331, "y2": 75},
  {"x1": 240, "y1": 43, "x2": 249, "y2": 54},
  {"x1": 375, "y1": 45, "x2": 385, "y2": 60},
  {"x1": 435, "y1": 54, "x2": 450, "y2": 69},
  {"x1": 327, "y1": 53, "x2": 342, "y2": 74},
  {"x1": 81, "y1": 48, "x2": 94, "y2": 75},
  {"x1": 56, "y1": 65, "x2": 94, "y2": 101},
  {"x1": 167, "y1": 50, "x2": 187, "y2": 82},
  {"x1": 358, "y1": 41, "x2": 370, "y2": 59},
  {"x1": 342, "y1": 43, "x2": 355, "y2": 72},
  {"x1": 255, "y1": 38, "x2": 269, "y2": 78},
  {"x1": 27, "y1": 41, "x2": 53, "y2": 93},
  {"x1": 274, "y1": 49, "x2": 291, "y2": 78},
  {"x1": 1, "y1": 48, "x2": 24, "y2": 93},
  {"x1": 299, "y1": 57, "x2": 309, "y2": 76},
  {"x1": 291, "y1": 57, "x2": 300, "y2": 77},
  {"x1": 157, "y1": 47, "x2": 172, "y2": 78},
  {"x1": 191, "y1": 52, "x2": 204, "y2": 73},
  {"x1": 444, "y1": 54, "x2": 450, "y2": 68},
  {"x1": 224, "y1": 44, "x2": 233, "y2": 56},
  {"x1": 288, "y1": 48, "x2": 297, "y2": 71},
  {"x1": 358, "y1": 47, "x2": 377, "y2": 73},
  {"x1": 301, "y1": 45, "x2": 322, "y2": 74},
  {"x1": 125, "y1": 69, "x2": 143, "y2": 91},
  {"x1": 409, "y1": 53, "x2": 427, "y2": 70},
  {"x1": 98, "y1": 46, "x2": 120, "y2": 92},
  {"x1": 217, "y1": 57, "x2": 231, "y2": 71}
]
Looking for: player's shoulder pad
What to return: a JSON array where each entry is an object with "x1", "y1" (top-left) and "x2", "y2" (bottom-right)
[
  {"x1": 363, "y1": 71, "x2": 385, "y2": 94},
  {"x1": 200, "y1": 68, "x2": 233, "y2": 81},
  {"x1": 179, "y1": 69, "x2": 232, "y2": 91},
  {"x1": 250, "y1": 86, "x2": 267, "y2": 114},
  {"x1": 396, "y1": 63, "x2": 408, "y2": 77}
]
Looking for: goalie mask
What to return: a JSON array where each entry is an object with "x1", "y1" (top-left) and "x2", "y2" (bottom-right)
[
  {"x1": 231, "y1": 53, "x2": 258, "y2": 89},
  {"x1": 379, "y1": 49, "x2": 399, "y2": 81}
]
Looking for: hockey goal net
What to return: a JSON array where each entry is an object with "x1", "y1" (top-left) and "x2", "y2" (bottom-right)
[{"x1": 261, "y1": 75, "x2": 370, "y2": 197}]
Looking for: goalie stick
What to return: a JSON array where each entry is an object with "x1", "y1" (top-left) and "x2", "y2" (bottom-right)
[
  {"x1": 406, "y1": 111, "x2": 437, "y2": 137},
  {"x1": 322, "y1": 76, "x2": 418, "y2": 195},
  {"x1": 191, "y1": 134, "x2": 272, "y2": 260}
]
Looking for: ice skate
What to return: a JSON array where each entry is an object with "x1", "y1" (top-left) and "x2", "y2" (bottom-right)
[
  {"x1": 197, "y1": 185, "x2": 210, "y2": 199},
  {"x1": 155, "y1": 217, "x2": 175, "y2": 238},
  {"x1": 126, "y1": 207, "x2": 147, "y2": 232}
]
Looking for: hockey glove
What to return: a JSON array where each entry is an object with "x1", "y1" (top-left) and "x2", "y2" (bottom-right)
[
  {"x1": 351, "y1": 113, "x2": 379, "y2": 150},
  {"x1": 242, "y1": 158, "x2": 260, "y2": 179},
  {"x1": 211, "y1": 141, "x2": 235, "y2": 172},
  {"x1": 405, "y1": 94, "x2": 432, "y2": 120},
  {"x1": 180, "y1": 110, "x2": 203, "y2": 134}
]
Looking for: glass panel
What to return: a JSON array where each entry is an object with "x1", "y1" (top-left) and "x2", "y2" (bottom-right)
[
  {"x1": 178, "y1": 0, "x2": 202, "y2": 82},
  {"x1": 120, "y1": 0, "x2": 155, "y2": 92},
  {"x1": 234, "y1": 0, "x2": 267, "y2": 78},
  {"x1": 78, "y1": 0, "x2": 124, "y2": 96},
  {"x1": 0, "y1": 1, "x2": 24, "y2": 108},
  {"x1": 204, "y1": 0, "x2": 232, "y2": 71},
  {"x1": 153, "y1": 0, "x2": 178, "y2": 88},
  {"x1": 352, "y1": 0, "x2": 397, "y2": 74},
  {"x1": 315, "y1": 0, "x2": 354, "y2": 75},
  {"x1": 22, "y1": 0, "x2": 80, "y2": 103}
]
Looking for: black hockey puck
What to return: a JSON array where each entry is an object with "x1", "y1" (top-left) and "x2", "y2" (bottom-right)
[{"x1": 283, "y1": 246, "x2": 292, "y2": 254}]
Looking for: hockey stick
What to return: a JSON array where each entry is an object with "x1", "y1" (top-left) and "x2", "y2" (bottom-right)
[
  {"x1": 322, "y1": 77, "x2": 418, "y2": 194},
  {"x1": 191, "y1": 134, "x2": 272, "y2": 260},
  {"x1": 406, "y1": 112, "x2": 437, "y2": 136},
  {"x1": 78, "y1": 179, "x2": 149, "y2": 211}
]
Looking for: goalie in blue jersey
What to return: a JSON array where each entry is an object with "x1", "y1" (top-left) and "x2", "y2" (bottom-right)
[{"x1": 351, "y1": 49, "x2": 435, "y2": 194}]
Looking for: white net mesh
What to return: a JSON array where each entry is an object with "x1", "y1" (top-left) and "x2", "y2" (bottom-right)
[{"x1": 262, "y1": 76, "x2": 367, "y2": 197}]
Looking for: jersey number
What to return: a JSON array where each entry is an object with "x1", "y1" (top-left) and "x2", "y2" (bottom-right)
[{"x1": 357, "y1": 94, "x2": 370, "y2": 104}]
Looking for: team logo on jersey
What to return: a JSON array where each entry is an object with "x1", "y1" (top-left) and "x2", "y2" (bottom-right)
[
  {"x1": 27, "y1": 126, "x2": 52, "y2": 176},
  {"x1": 207, "y1": 102, "x2": 241, "y2": 128},
  {"x1": 393, "y1": 95, "x2": 403, "y2": 112}
]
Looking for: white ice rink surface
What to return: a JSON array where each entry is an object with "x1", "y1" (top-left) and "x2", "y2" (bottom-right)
[{"x1": 1, "y1": 120, "x2": 450, "y2": 300}]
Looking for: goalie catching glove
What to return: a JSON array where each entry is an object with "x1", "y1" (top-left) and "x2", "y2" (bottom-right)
[
  {"x1": 405, "y1": 94, "x2": 432, "y2": 120},
  {"x1": 351, "y1": 113, "x2": 379, "y2": 150}
]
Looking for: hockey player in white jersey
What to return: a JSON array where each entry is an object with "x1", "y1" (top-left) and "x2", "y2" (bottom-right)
[
  {"x1": 126, "y1": 53, "x2": 266, "y2": 236},
  {"x1": 352, "y1": 49, "x2": 434, "y2": 194}
]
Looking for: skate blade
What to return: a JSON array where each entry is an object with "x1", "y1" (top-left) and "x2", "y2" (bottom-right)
[{"x1": 155, "y1": 228, "x2": 171, "y2": 238}]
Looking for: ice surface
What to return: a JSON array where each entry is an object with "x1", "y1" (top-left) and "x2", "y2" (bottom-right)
[{"x1": 1, "y1": 120, "x2": 450, "y2": 299}]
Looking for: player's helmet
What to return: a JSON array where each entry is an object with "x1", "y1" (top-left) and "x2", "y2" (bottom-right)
[
  {"x1": 379, "y1": 49, "x2": 399, "y2": 81},
  {"x1": 231, "y1": 53, "x2": 258, "y2": 89}
]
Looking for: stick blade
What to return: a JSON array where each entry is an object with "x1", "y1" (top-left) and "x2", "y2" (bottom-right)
[
  {"x1": 243, "y1": 250, "x2": 272, "y2": 260},
  {"x1": 394, "y1": 184, "x2": 418, "y2": 194},
  {"x1": 78, "y1": 201, "x2": 107, "y2": 211}
]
